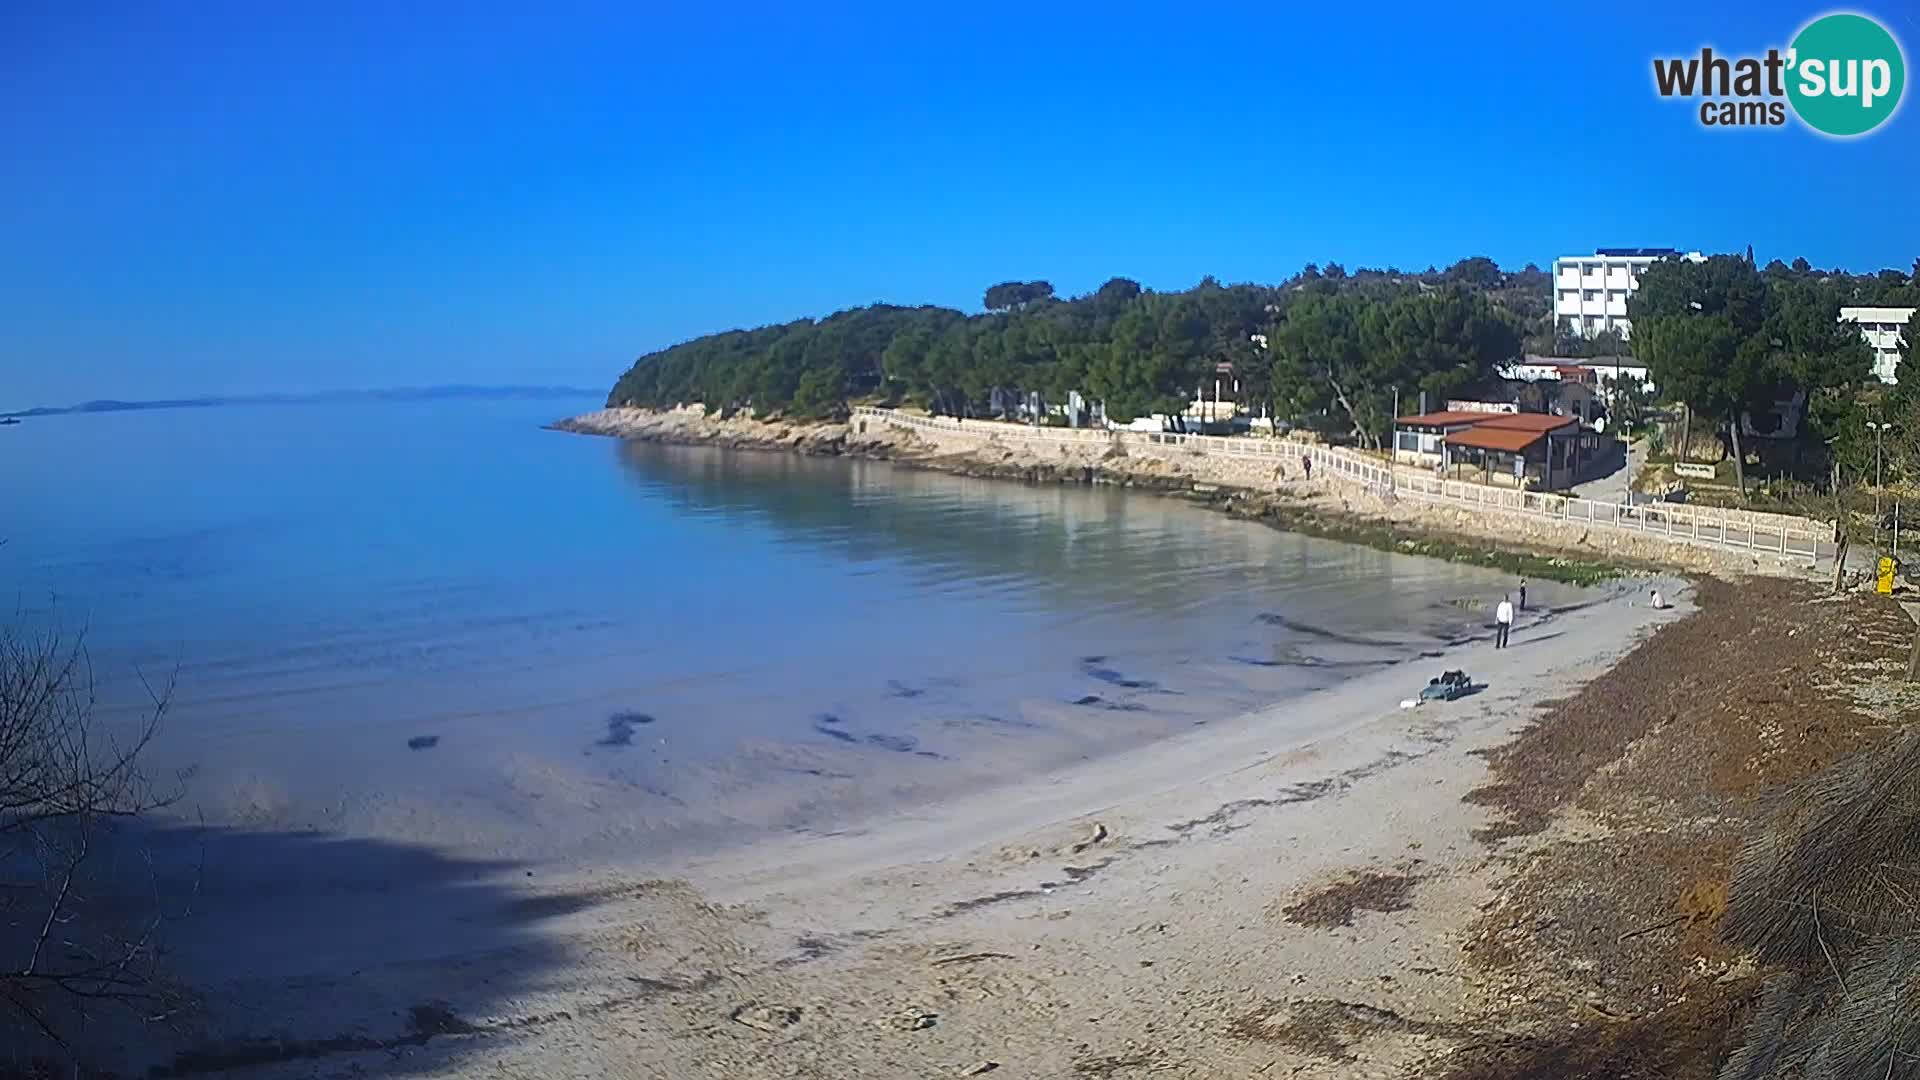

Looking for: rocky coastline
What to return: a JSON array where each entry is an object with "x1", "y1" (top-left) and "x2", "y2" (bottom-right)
[
  {"x1": 550, "y1": 406, "x2": 1668, "y2": 585},
  {"x1": 546, "y1": 406, "x2": 1206, "y2": 493}
]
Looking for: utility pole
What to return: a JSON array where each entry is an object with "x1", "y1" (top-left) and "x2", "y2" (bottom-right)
[
  {"x1": 1624, "y1": 417, "x2": 1633, "y2": 509},
  {"x1": 1390, "y1": 386, "x2": 1400, "y2": 497},
  {"x1": 1614, "y1": 367, "x2": 1633, "y2": 509}
]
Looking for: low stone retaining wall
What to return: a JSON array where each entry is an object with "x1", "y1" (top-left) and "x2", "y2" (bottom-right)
[
  {"x1": 848, "y1": 408, "x2": 1829, "y2": 576},
  {"x1": 556, "y1": 406, "x2": 1827, "y2": 578}
]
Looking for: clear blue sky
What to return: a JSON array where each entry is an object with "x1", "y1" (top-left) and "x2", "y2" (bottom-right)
[{"x1": 4, "y1": 1, "x2": 1917, "y2": 408}]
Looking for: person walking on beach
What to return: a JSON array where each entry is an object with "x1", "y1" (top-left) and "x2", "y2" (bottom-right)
[
  {"x1": 1301, "y1": 453, "x2": 1312, "y2": 482},
  {"x1": 1494, "y1": 595, "x2": 1514, "y2": 649},
  {"x1": 1518, "y1": 578, "x2": 1528, "y2": 612}
]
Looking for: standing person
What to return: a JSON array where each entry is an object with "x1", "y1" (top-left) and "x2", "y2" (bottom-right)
[
  {"x1": 1518, "y1": 578, "x2": 1528, "y2": 612},
  {"x1": 1301, "y1": 453, "x2": 1312, "y2": 482},
  {"x1": 1494, "y1": 595, "x2": 1514, "y2": 649}
]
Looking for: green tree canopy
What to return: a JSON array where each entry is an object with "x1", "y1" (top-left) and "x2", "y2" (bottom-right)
[
  {"x1": 1267, "y1": 286, "x2": 1518, "y2": 448},
  {"x1": 604, "y1": 254, "x2": 1908, "y2": 439},
  {"x1": 982, "y1": 281, "x2": 1056, "y2": 311},
  {"x1": 1444, "y1": 256, "x2": 1504, "y2": 290},
  {"x1": 1632, "y1": 255, "x2": 1873, "y2": 498}
]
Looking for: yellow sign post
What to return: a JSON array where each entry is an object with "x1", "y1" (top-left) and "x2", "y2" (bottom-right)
[{"x1": 1878, "y1": 556, "x2": 1896, "y2": 594}]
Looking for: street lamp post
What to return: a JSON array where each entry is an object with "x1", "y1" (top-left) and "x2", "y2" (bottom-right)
[
  {"x1": 1868, "y1": 420, "x2": 1889, "y2": 520},
  {"x1": 1866, "y1": 418, "x2": 1898, "y2": 557}
]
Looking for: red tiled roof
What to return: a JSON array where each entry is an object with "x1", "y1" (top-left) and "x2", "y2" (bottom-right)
[
  {"x1": 1394, "y1": 410, "x2": 1492, "y2": 427},
  {"x1": 1445, "y1": 426, "x2": 1547, "y2": 453},
  {"x1": 1473, "y1": 412, "x2": 1579, "y2": 433},
  {"x1": 1398, "y1": 410, "x2": 1581, "y2": 437}
]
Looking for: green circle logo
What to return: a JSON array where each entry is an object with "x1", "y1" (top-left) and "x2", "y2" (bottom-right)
[{"x1": 1787, "y1": 12, "x2": 1906, "y2": 136}]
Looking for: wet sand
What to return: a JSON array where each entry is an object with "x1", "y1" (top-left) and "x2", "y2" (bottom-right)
[{"x1": 101, "y1": 574, "x2": 1688, "y2": 1078}]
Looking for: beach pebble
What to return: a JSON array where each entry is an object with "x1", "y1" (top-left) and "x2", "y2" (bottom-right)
[{"x1": 887, "y1": 1007, "x2": 937, "y2": 1031}]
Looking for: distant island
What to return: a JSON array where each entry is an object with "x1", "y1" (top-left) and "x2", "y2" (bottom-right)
[{"x1": 1, "y1": 384, "x2": 601, "y2": 420}]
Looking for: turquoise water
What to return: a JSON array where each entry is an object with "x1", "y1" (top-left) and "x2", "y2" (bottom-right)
[{"x1": 0, "y1": 400, "x2": 1567, "y2": 859}]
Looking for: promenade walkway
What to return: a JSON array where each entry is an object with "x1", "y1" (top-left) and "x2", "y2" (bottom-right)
[{"x1": 852, "y1": 407, "x2": 1834, "y2": 569}]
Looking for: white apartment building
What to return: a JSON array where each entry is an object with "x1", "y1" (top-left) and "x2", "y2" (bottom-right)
[
  {"x1": 1839, "y1": 305, "x2": 1916, "y2": 384},
  {"x1": 1552, "y1": 248, "x2": 1706, "y2": 339}
]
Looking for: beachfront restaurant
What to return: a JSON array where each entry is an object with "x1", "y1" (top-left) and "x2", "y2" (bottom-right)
[
  {"x1": 1395, "y1": 411, "x2": 1603, "y2": 491},
  {"x1": 1390, "y1": 410, "x2": 1488, "y2": 466}
]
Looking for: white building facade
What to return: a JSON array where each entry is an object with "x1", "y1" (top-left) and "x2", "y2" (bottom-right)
[
  {"x1": 1552, "y1": 248, "x2": 1706, "y2": 339},
  {"x1": 1839, "y1": 306, "x2": 1916, "y2": 384},
  {"x1": 1503, "y1": 356, "x2": 1656, "y2": 396}
]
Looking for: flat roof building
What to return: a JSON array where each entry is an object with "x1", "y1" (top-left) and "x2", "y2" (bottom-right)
[
  {"x1": 1839, "y1": 306, "x2": 1916, "y2": 385},
  {"x1": 1552, "y1": 249, "x2": 1705, "y2": 340}
]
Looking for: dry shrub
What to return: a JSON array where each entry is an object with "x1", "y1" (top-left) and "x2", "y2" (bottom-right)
[
  {"x1": 1723, "y1": 728, "x2": 1920, "y2": 969},
  {"x1": 1719, "y1": 727, "x2": 1920, "y2": 1079},
  {"x1": 1720, "y1": 939, "x2": 1920, "y2": 1080}
]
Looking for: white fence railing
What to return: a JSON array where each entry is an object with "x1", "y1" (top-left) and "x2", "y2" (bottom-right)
[{"x1": 850, "y1": 407, "x2": 1828, "y2": 563}]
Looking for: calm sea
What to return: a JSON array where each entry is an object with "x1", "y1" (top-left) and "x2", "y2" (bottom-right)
[{"x1": 0, "y1": 399, "x2": 1568, "y2": 861}]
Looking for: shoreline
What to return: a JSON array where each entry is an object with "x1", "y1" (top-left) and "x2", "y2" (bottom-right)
[
  {"x1": 51, "y1": 410, "x2": 1887, "y2": 1079},
  {"x1": 549, "y1": 406, "x2": 1647, "y2": 586},
  {"x1": 111, "y1": 570, "x2": 1689, "y2": 1078}
]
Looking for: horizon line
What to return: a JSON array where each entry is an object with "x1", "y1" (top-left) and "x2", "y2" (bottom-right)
[{"x1": 1, "y1": 383, "x2": 605, "y2": 419}]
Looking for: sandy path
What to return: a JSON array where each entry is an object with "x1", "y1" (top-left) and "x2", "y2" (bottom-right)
[{"x1": 122, "y1": 577, "x2": 1687, "y2": 1080}]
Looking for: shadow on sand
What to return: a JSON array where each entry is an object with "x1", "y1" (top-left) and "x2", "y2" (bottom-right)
[{"x1": 4, "y1": 817, "x2": 615, "y2": 1079}]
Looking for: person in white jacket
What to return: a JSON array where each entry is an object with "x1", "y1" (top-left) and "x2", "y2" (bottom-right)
[{"x1": 1494, "y1": 596, "x2": 1514, "y2": 649}]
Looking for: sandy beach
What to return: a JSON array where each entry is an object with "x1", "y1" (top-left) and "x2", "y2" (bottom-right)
[
  {"x1": 102, "y1": 573, "x2": 1696, "y2": 1079},
  {"x1": 29, "y1": 409, "x2": 1895, "y2": 1080}
]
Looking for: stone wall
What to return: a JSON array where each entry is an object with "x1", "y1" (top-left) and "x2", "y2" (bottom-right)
[
  {"x1": 845, "y1": 409, "x2": 1824, "y2": 578},
  {"x1": 557, "y1": 406, "x2": 1824, "y2": 579}
]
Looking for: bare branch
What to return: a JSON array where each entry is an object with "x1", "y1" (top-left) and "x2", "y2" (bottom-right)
[
  {"x1": 21, "y1": 828, "x2": 85, "y2": 977},
  {"x1": 0, "y1": 613, "x2": 182, "y2": 1059}
]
